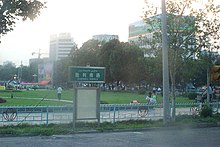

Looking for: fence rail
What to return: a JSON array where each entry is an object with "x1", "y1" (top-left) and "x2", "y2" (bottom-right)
[{"x1": 0, "y1": 102, "x2": 219, "y2": 126}]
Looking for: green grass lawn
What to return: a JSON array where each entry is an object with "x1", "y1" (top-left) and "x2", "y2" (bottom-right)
[
  {"x1": 0, "y1": 89, "x2": 194, "y2": 106},
  {"x1": 0, "y1": 90, "x2": 72, "y2": 100},
  {"x1": 0, "y1": 98, "x2": 71, "y2": 106}
]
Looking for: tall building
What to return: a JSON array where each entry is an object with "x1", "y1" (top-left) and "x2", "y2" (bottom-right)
[
  {"x1": 128, "y1": 15, "x2": 161, "y2": 48},
  {"x1": 92, "y1": 34, "x2": 119, "y2": 42},
  {"x1": 129, "y1": 14, "x2": 196, "y2": 57},
  {"x1": 49, "y1": 33, "x2": 76, "y2": 61}
]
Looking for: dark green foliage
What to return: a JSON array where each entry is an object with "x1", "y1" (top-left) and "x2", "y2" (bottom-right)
[
  {"x1": 0, "y1": 60, "x2": 38, "y2": 83},
  {"x1": 176, "y1": 114, "x2": 195, "y2": 120},
  {"x1": 138, "y1": 88, "x2": 146, "y2": 95},
  {"x1": 0, "y1": 90, "x2": 22, "y2": 93},
  {"x1": 200, "y1": 104, "x2": 213, "y2": 118},
  {"x1": 0, "y1": 0, "x2": 46, "y2": 38},
  {"x1": 69, "y1": 39, "x2": 146, "y2": 84},
  {"x1": 187, "y1": 93, "x2": 197, "y2": 100},
  {"x1": 0, "y1": 98, "x2": 6, "y2": 103},
  {"x1": 32, "y1": 85, "x2": 38, "y2": 90},
  {"x1": 6, "y1": 84, "x2": 14, "y2": 90},
  {"x1": 100, "y1": 100, "x2": 108, "y2": 104}
]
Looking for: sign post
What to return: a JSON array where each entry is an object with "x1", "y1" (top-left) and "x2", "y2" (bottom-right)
[
  {"x1": 69, "y1": 66, "x2": 105, "y2": 131},
  {"x1": 69, "y1": 66, "x2": 105, "y2": 83}
]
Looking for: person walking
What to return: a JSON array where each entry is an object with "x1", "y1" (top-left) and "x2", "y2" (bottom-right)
[
  {"x1": 57, "y1": 86, "x2": 62, "y2": 100},
  {"x1": 208, "y1": 84, "x2": 214, "y2": 102},
  {"x1": 202, "y1": 84, "x2": 214, "y2": 102},
  {"x1": 146, "y1": 91, "x2": 156, "y2": 104}
]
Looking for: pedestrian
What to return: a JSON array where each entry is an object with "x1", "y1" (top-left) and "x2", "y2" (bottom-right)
[
  {"x1": 152, "y1": 87, "x2": 157, "y2": 95},
  {"x1": 202, "y1": 84, "x2": 214, "y2": 102},
  {"x1": 146, "y1": 91, "x2": 156, "y2": 104},
  {"x1": 57, "y1": 86, "x2": 62, "y2": 100},
  {"x1": 152, "y1": 93, "x2": 157, "y2": 103},
  {"x1": 208, "y1": 84, "x2": 214, "y2": 102}
]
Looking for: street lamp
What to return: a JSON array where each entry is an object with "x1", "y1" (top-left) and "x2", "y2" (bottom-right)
[
  {"x1": 7, "y1": 74, "x2": 17, "y2": 98},
  {"x1": 33, "y1": 74, "x2": 37, "y2": 83},
  {"x1": 13, "y1": 74, "x2": 17, "y2": 80}
]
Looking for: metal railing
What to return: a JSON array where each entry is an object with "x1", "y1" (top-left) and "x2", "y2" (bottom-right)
[{"x1": 0, "y1": 102, "x2": 219, "y2": 126}]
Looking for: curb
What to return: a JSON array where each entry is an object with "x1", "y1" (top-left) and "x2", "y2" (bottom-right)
[{"x1": 1, "y1": 122, "x2": 220, "y2": 137}]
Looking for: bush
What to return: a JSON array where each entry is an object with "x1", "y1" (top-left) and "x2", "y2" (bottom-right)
[
  {"x1": 200, "y1": 104, "x2": 212, "y2": 117},
  {"x1": 6, "y1": 85, "x2": 14, "y2": 90},
  {"x1": 138, "y1": 89, "x2": 146, "y2": 95},
  {"x1": 100, "y1": 100, "x2": 108, "y2": 104},
  {"x1": 0, "y1": 98, "x2": 6, "y2": 103},
  {"x1": 187, "y1": 92, "x2": 197, "y2": 100}
]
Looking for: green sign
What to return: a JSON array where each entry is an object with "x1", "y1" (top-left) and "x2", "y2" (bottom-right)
[{"x1": 69, "y1": 66, "x2": 105, "y2": 83}]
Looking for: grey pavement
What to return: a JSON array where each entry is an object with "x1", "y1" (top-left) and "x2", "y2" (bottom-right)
[
  {"x1": 1, "y1": 126, "x2": 220, "y2": 147},
  {"x1": 18, "y1": 97, "x2": 73, "y2": 103}
]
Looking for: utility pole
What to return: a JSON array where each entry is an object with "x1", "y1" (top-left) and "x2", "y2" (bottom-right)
[
  {"x1": 18, "y1": 61, "x2": 23, "y2": 83},
  {"x1": 161, "y1": 0, "x2": 170, "y2": 125}
]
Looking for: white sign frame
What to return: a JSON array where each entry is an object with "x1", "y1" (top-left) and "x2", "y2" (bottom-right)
[{"x1": 74, "y1": 87, "x2": 100, "y2": 121}]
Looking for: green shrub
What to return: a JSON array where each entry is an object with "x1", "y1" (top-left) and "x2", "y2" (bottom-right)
[
  {"x1": 138, "y1": 89, "x2": 146, "y2": 95},
  {"x1": 187, "y1": 93, "x2": 197, "y2": 100},
  {"x1": 100, "y1": 100, "x2": 108, "y2": 104},
  {"x1": 200, "y1": 104, "x2": 212, "y2": 117},
  {"x1": 0, "y1": 98, "x2": 6, "y2": 103},
  {"x1": 6, "y1": 85, "x2": 14, "y2": 90}
]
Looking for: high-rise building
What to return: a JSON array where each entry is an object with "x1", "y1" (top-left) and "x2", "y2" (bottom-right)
[
  {"x1": 49, "y1": 33, "x2": 76, "y2": 61},
  {"x1": 92, "y1": 34, "x2": 119, "y2": 42},
  {"x1": 129, "y1": 14, "x2": 196, "y2": 57},
  {"x1": 128, "y1": 15, "x2": 161, "y2": 49}
]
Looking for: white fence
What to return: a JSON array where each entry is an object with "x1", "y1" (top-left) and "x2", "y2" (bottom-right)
[{"x1": 0, "y1": 103, "x2": 219, "y2": 126}]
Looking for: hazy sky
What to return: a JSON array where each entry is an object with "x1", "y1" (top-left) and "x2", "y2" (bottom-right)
[{"x1": 0, "y1": 0, "x2": 147, "y2": 66}]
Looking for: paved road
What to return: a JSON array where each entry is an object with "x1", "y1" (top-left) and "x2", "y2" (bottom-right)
[{"x1": 1, "y1": 127, "x2": 220, "y2": 147}]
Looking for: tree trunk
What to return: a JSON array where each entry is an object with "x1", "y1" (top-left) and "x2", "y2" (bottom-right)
[
  {"x1": 171, "y1": 76, "x2": 176, "y2": 121},
  {"x1": 170, "y1": 50, "x2": 177, "y2": 121},
  {"x1": 207, "y1": 67, "x2": 210, "y2": 103}
]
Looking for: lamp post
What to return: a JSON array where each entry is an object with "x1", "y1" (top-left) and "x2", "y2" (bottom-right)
[
  {"x1": 33, "y1": 74, "x2": 37, "y2": 83},
  {"x1": 13, "y1": 74, "x2": 17, "y2": 80},
  {"x1": 8, "y1": 74, "x2": 17, "y2": 98}
]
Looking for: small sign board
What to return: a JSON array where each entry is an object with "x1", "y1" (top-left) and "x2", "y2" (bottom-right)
[
  {"x1": 74, "y1": 87, "x2": 100, "y2": 120},
  {"x1": 69, "y1": 66, "x2": 105, "y2": 83}
]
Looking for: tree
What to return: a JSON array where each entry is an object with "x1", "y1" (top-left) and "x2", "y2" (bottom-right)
[
  {"x1": 143, "y1": 55, "x2": 162, "y2": 87},
  {"x1": 0, "y1": 62, "x2": 16, "y2": 81},
  {"x1": 143, "y1": 0, "x2": 220, "y2": 121},
  {"x1": 55, "y1": 58, "x2": 71, "y2": 87},
  {"x1": 19, "y1": 65, "x2": 32, "y2": 82},
  {"x1": 121, "y1": 43, "x2": 146, "y2": 84},
  {"x1": 71, "y1": 39, "x2": 101, "y2": 66},
  {"x1": 0, "y1": 0, "x2": 46, "y2": 41},
  {"x1": 69, "y1": 39, "x2": 146, "y2": 84},
  {"x1": 99, "y1": 39, "x2": 146, "y2": 84},
  {"x1": 181, "y1": 59, "x2": 207, "y2": 87},
  {"x1": 99, "y1": 39, "x2": 125, "y2": 82}
]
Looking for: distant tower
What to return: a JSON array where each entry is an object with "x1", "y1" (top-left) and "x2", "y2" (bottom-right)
[
  {"x1": 49, "y1": 33, "x2": 77, "y2": 61},
  {"x1": 92, "y1": 34, "x2": 119, "y2": 42}
]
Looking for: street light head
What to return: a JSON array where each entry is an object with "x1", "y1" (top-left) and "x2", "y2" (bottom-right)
[{"x1": 13, "y1": 74, "x2": 17, "y2": 80}]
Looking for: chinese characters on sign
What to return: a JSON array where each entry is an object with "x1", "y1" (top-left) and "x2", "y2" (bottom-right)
[
  {"x1": 74, "y1": 69, "x2": 101, "y2": 81},
  {"x1": 69, "y1": 66, "x2": 105, "y2": 83}
]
